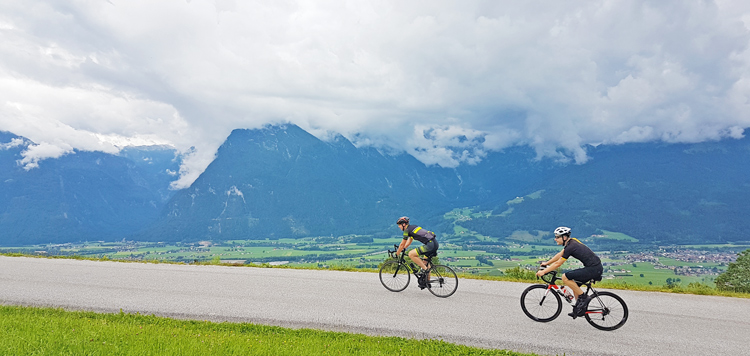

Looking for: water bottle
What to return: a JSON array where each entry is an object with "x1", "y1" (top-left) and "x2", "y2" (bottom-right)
[
  {"x1": 562, "y1": 286, "x2": 574, "y2": 303},
  {"x1": 409, "y1": 262, "x2": 417, "y2": 272}
]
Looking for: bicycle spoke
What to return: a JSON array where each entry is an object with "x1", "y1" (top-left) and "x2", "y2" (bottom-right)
[
  {"x1": 520, "y1": 285, "x2": 562, "y2": 322},
  {"x1": 584, "y1": 291, "x2": 628, "y2": 331},
  {"x1": 427, "y1": 265, "x2": 458, "y2": 298},
  {"x1": 379, "y1": 261, "x2": 410, "y2": 292}
]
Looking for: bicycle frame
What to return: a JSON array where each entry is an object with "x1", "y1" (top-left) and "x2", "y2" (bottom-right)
[
  {"x1": 387, "y1": 244, "x2": 432, "y2": 275},
  {"x1": 539, "y1": 271, "x2": 605, "y2": 316}
]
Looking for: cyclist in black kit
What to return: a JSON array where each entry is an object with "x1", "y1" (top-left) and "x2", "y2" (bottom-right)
[
  {"x1": 394, "y1": 216, "x2": 438, "y2": 289},
  {"x1": 536, "y1": 226, "x2": 603, "y2": 318}
]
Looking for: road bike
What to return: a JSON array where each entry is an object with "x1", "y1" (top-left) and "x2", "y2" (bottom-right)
[
  {"x1": 520, "y1": 270, "x2": 628, "y2": 331},
  {"x1": 378, "y1": 244, "x2": 458, "y2": 298}
]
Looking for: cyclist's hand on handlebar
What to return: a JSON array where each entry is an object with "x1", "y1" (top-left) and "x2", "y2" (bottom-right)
[{"x1": 535, "y1": 269, "x2": 546, "y2": 278}]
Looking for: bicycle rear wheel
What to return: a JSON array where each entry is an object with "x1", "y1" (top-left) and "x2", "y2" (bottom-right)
[
  {"x1": 426, "y1": 264, "x2": 458, "y2": 298},
  {"x1": 379, "y1": 260, "x2": 410, "y2": 292},
  {"x1": 584, "y1": 291, "x2": 628, "y2": 331},
  {"x1": 520, "y1": 284, "x2": 562, "y2": 322}
]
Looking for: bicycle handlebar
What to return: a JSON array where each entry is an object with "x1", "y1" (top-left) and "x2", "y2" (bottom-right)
[
  {"x1": 538, "y1": 269, "x2": 558, "y2": 284},
  {"x1": 387, "y1": 244, "x2": 401, "y2": 259}
]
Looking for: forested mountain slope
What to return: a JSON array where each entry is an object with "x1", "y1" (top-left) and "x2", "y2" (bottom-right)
[
  {"x1": 3, "y1": 125, "x2": 749, "y2": 245},
  {"x1": 458, "y1": 139, "x2": 750, "y2": 245},
  {"x1": 143, "y1": 125, "x2": 750, "y2": 244},
  {"x1": 0, "y1": 132, "x2": 180, "y2": 245}
]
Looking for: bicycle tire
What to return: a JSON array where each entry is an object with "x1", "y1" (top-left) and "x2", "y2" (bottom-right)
[
  {"x1": 379, "y1": 260, "x2": 410, "y2": 292},
  {"x1": 520, "y1": 284, "x2": 562, "y2": 322},
  {"x1": 584, "y1": 291, "x2": 628, "y2": 331},
  {"x1": 426, "y1": 264, "x2": 458, "y2": 298}
]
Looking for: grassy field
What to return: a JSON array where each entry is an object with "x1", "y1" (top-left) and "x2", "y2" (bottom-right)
[
  {"x1": 0, "y1": 305, "x2": 534, "y2": 356},
  {"x1": 591, "y1": 230, "x2": 639, "y2": 242},
  {"x1": 2, "y1": 207, "x2": 748, "y2": 291}
]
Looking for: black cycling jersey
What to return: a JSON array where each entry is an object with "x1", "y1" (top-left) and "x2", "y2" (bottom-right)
[
  {"x1": 403, "y1": 225, "x2": 436, "y2": 244},
  {"x1": 562, "y1": 238, "x2": 601, "y2": 267}
]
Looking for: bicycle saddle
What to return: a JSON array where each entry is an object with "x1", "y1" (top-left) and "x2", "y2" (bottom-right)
[
  {"x1": 585, "y1": 275, "x2": 603, "y2": 284},
  {"x1": 424, "y1": 251, "x2": 438, "y2": 258},
  {"x1": 574, "y1": 275, "x2": 603, "y2": 286}
]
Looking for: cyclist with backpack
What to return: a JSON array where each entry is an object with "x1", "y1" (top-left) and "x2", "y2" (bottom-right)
[
  {"x1": 536, "y1": 226, "x2": 603, "y2": 318},
  {"x1": 394, "y1": 216, "x2": 438, "y2": 289}
]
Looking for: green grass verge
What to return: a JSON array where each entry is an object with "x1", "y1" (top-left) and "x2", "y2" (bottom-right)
[{"x1": 0, "y1": 305, "x2": 534, "y2": 356}]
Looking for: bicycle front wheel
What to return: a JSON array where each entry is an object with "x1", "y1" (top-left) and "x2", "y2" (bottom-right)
[
  {"x1": 585, "y1": 291, "x2": 628, "y2": 331},
  {"x1": 520, "y1": 284, "x2": 562, "y2": 322},
  {"x1": 379, "y1": 261, "x2": 410, "y2": 292},
  {"x1": 426, "y1": 264, "x2": 458, "y2": 297}
]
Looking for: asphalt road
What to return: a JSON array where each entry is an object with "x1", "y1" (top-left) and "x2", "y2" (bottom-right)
[{"x1": 1, "y1": 256, "x2": 748, "y2": 356}]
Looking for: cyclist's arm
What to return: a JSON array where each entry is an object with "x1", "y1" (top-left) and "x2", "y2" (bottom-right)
[
  {"x1": 542, "y1": 249, "x2": 564, "y2": 266},
  {"x1": 395, "y1": 238, "x2": 412, "y2": 255},
  {"x1": 537, "y1": 255, "x2": 565, "y2": 276}
]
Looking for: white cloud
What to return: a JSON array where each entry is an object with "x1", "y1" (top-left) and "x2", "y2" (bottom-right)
[
  {"x1": 1, "y1": 0, "x2": 749, "y2": 187},
  {"x1": 0, "y1": 138, "x2": 24, "y2": 150},
  {"x1": 19, "y1": 141, "x2": 73, "y2": 170},
  {"x1": 407, "y1": 124, "x2": 488, "y2": 167}
]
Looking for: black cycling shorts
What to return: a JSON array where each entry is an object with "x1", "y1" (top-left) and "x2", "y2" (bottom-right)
[
  {"x1": 415, "y1": 239, "x2": 438, "y2": 257},
  {"x1": 564, "y1": 264, "x2": 603, "y2": 284}
]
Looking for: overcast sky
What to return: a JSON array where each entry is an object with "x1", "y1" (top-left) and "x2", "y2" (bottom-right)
[{"x1": 2, "y1": 0, "x2": 750, "y2": 189}]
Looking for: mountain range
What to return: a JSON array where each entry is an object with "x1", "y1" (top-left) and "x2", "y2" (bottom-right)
[
  {"x1": 1, "y1": 125, "x2": 749, "y2": 246},
  {"x1": 0, "y1": 131, "x2": 180, "y2": 245}
]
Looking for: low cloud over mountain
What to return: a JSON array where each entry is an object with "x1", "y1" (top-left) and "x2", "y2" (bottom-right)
[{"x1": 2, "y1": 125, "x2": 749, "y2": 246}]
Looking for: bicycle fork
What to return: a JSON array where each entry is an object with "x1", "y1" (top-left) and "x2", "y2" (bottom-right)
[
  {"x1": 540, "y1": 285, "x2": 569, "y2": 306},
  {"x1": 539, "y1": 285, "x2": 556, "y2": 306},
  {"x1": 392, "y1": 263, "x2": 407, "y2": 278}
]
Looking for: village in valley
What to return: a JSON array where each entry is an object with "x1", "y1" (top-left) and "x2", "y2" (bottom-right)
[{"x1": 617, "y1": 248, "x2": 737, "y2": 277}]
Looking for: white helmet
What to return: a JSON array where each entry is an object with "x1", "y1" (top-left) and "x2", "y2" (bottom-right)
[{"x1": 554, "y1": 226, "x2": 571, "y2": 237}]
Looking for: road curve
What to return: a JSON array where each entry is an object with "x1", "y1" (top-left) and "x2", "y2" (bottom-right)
[{"x1": 1, "y1": 256, "x2": 748, "y2": 356}]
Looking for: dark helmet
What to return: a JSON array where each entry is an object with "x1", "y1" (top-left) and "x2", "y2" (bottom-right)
[{"x1": 396, "y1": 216, "x2": 410, "y2": 225}]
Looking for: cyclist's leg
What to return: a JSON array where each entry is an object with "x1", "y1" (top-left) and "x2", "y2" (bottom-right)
[
  {"x1": 410, "y1": 240, "x2": 437, "y2": 271},
  {"x1": 565, "y1": 265, "x2": 603, "y2": 317},
  {"x1": 407, "y1": 248, "x2": 426, "y2": 270},
  {"x1": 564, "y1": 265, "x2": 602, "y2": 300},
  {"x1": 563, "y1": 269, "x2": 587, "y2": 318},
  {"x1": 424, "y1": 240, "x2": 438, "y2": 268},
  {"x1": 562, "y1": 270, "x2": 585, "y2": 299},
  {"x1": 408, "y1": 247, "x2": 428, "y2": 288}
]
